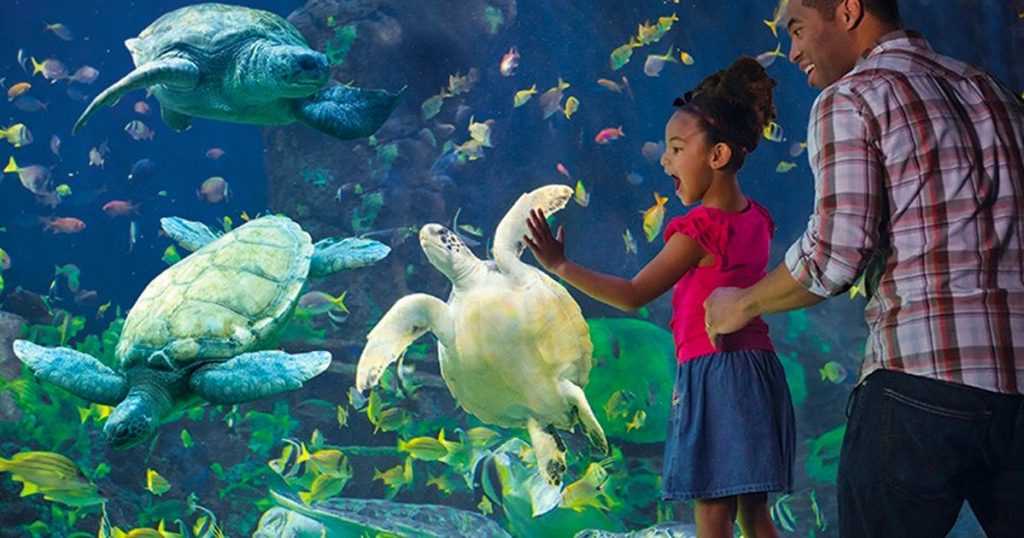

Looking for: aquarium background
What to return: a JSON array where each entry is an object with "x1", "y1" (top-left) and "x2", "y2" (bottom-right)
[{"x1": 1, "y1": 0, "x2": 1022, "y2": 536}]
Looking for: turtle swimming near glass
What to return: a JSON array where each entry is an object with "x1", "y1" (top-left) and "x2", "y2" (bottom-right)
[
  {"x1": 71, "y1": 3, "x2": 402, "y2": 139},
  {"x1": 356, "y1": 185, "x2": 608, "y2": 487},
  {"x1": 13, "y1": 216, "x2": 391, "y2": 449}
]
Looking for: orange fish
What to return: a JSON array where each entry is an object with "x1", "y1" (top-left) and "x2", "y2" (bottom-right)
[
  {"x1": 499, "y1": 47, "x2": 520, "y2": 77},
  {"x1": 594, "y1": 126, "x2": 624, "y2": 144},
  {"x1": 6, "y1": 82, "x2": 31, "y2": 101},
  {"x1": 102, "y1": 200, "x2": 139, "y2": 217},
  {"x1": 44, "y1": 217, "x2": 86, "y2": 234}
]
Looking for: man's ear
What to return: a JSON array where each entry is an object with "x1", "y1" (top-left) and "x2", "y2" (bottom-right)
[
  {"x1": 840, "y1": 0, "x2": 866, "y2": 30},
  {"x1": 709, "y1": 142, "x2": 733, "y2": 171}
]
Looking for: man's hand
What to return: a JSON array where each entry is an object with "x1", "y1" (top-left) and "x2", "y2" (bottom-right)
[{"x1": 704, "y1": 286, "x2": 754, "y2": 346}]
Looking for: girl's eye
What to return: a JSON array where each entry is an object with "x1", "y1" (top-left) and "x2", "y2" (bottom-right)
[
  {"x1": 672, "y1": 147, "x2": 682, "y2": 154},
  {"x1": 793, "y1": 29, "x2": 802, "y2": 37}
]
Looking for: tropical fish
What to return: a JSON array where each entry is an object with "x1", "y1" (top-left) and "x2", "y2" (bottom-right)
[
  {"x1": 0, "y1": 123, "x2": 33, "y2": 147},
  {"x1": 4, "y1": 156, "x2": 51, "y2": 194},
  {"x1": 820, "y1": 361, "x2": 849, "y2": 384},
  {"x1": 679, "y1": 51, "x2": 695, "y2": 66},
  {"x1": 574, "y1": 179, "x2": 590, "y2": 207},
  {"x1": 13, "y1": 95, "x2": 48, "y2": 112},
  {"x1": 538, "y1": 78, "x2": 569, "y2": 119},
  {"x1": 55, "y1": 184, "x2": 72, "y2": 196},
  {"x1": 49, "y1": 134, "x2": 60, "y2": 156},
  {"x1": 771, "y1": 493, "x2": 797, "y2": 532},
  {"x1": 181, "y1": 428, "x2": 194, "y2": 448},
  {"x1": 610, "y1": 42, "x2": 637, "y2": 70},
  {"x1": 513, "y1": 84, "x2": 537, "y2": 107},
  {"x1": 642, "y1": 193, "x2": 669, "y2": 242},
  {"x1": 0, "y1": 451, "x2": 106, "y2": 507},
  {"x1": 129, "y1": 221, "x2": 138, "y2": 252},
  {"x1": 30, "y1": 57, "x2": 67, "y2": 81},
  {"x1": 398, "y1": 430, "x2": 449, "y2": 461},
  {"x1": 594, "y1": 126, "x2": 624, "y2": 144},
  {"x1": 198, "y1": 176, "x2": 230, "y2": 204},
  {"x1": 0, "y1": 247, "x2": 11, "y2": 270},
  {"x1": 296, "y1": 291, "x2": 349, "y2": 321},
  {"x1": 763, "y1": 121, "x2": 784, "y2": 142},
  {"x1": 125, "y1": 120, "x2": 155, "y2": 141},
  {"x1": 641, "y1": 141, "x2": 664, "y2": 163},
  {"x1": 162, "y1": 245, "x2": 181, "y2": 265},
  {"x1": 373, "y1": 457, "x2": 414, "y2": 497},
  {"x1": 596, "y1": 78, "x2": 623, "y2": 92},
  {"x1": 775, "y1": 161, "x2": 797, "y2": 173},
  {"x1": 43, "y1": 217, "x2": 85, "y2": 234},
  {"x1": 560, "y1": 461, "x2": 619, "y2": 512},
  {"x1": 128, "y1": 158, "x2": 156, "y2": 181},
  {"x1": 421, "y1": 92, "x2": 447, "y2": 120},
  {"x1": 789, "y1": 141, "x2": 807, "y2": 157},
  {"x1": 134, "y1": 101, "x2": 151, "y2": 114},
  {"x1": 146, "y1": 468, "x2": 171, "y2": 495},
  {"x1": 6, "y1": 81, "x2": 30, "y2": 101},
  {"x1": 625, "y1": 410, "x2": 647, "y2": 431},
  {"x1": 643, "y1": 47, "x2": 677, "y2": 77},
  {"x1": 336, "y1": 404, "x2": 349, "y2": 428},
  {"x1": 623, "y1": 229, "x2": 638, "y2": 254},
  {"x1": 499, "y1": 47, "x2": 520, "y2": 76},
  {"x1": 604, "y1": 389, "x2": 634, "y2": 420},
  {"x1": 563, "y1": 96, "x2": 579, "y2": 119},
  {"x1": 447, "y1": 70, "x2": 478, "y2": 96},
  {"x1": 756, "y1": 43, "x2": 784, "y2": 68},
  {"x1": 205, "y1": 147, "x2": 225, "y2": 160},
  {"x1": 88, "y1": 142, "x2": 109, "y2": 167},
  {"x1": 68, "y1": 65, "x2": 99, "y2": 84},
  {"x1": 468, "y1": 116, "x2": 493, "y2": 147},
  {"x1": 102, "y1": 200, "x2": 139, "y2": 217},
  {"x1": 44, "y1": 22, "x2": 74, "y2": 41}
]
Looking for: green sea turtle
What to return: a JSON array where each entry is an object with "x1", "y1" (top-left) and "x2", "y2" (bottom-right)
[
  {"x1": 72, "y1": 3, "x2": 401, "y2": 139},
  {"x1": 356, "y1": 185, "x2": 608, "y2": 487},
  {"x1": 13, "y1": 215, "x2": 390, "y2": 449}
]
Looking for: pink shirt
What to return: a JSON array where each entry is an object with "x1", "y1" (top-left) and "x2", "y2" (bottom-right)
[{"x1": 665, "y1": 198, "x2": 775, "y2": 363}]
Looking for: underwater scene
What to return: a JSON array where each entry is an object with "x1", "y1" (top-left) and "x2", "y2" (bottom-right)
[{"x1": 1, "y1": 0, "x2": 1022, "y2": 536}]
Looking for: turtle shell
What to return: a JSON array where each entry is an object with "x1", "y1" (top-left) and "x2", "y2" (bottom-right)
[
  {"x1": 127, "y1": 3, "x2": 309, "y2": 65},
  {"x1": 117, "y1": 216, "x2": 312, "y2": 369}
]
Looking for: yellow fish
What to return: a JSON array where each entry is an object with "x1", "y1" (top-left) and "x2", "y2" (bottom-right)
[
  {"x1": 462, "y1": 426, "x2": 501, "y2": 448},
  {"x1": 0, "y1": 451, "x2": 105, "y2": 507},
  {"x1": 398, "y1": 430, "x2": 449, "y2": 461},
  {"x1": 468, "y1": 116, "x2": 493, "y2": 147},
  {"x1": 373, "y1": 457, "x2": 414, "y2": 494},
  {"x1": 0, "y1": 123, "x2": 33, "y2": 147},
  {"x1": 478, "y1": 495, "x2": 494, "y2": 515},
  {"x1": 146, "y1": 468, "x2": 171, "y2": 496},
  {"x1": 625, "y1": 410, "x2": 647, "y2": 431},
  {"x1": 775, "y1": 161, "x2": 797, "y2": 173},
  {"x1": 513, "y1": 84, "x2": 537, "y2": 107},
  {"x1": 763, "y1": 121, "x2": 784, "y2": 142},
  {"x1": 336, "y1": 403, "x2": 350, "y2": 428},
  {"x1": 622, "y1": 229, "x2": 638, "y2": 254},
  {"x1": 641, "y1": 193, "x2": 669, "y2": 242},
  {"x1": 560, "y1": 462, "x2": 620, "y2": 512},
  {"x1": 610, "y1": 42, "x2": 638, "y2": 70},
  {"x1": 679, "y1": 51, "x2": 695, "y2": 65},
  {"x1": 563, "y1": 96, "x2": 579, "y2": 119},
  {"x1": 574, "y1": 179, "x2": 590, "y2": 207}
]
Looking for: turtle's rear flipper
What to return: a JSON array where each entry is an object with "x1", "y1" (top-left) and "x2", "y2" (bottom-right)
[
  {"x1": 159, "y1": 216, "x2": 223, "y2": 252},
  {"x1": 73, "y1": 58, "x2": 200, "y2": 134},
  {"x1": 295, "y1": 85, "x2": 403, "y2": 140},
  {"x1": 559, "y1": 379, "x2": 609, "y2": 454},
  {"x1": 527, "y1": 418, "x2": 567, "y2": 488},
  {"x1": 12, "y1": 340, "x2": 127, "y2": 405},
  {"x1": 309, "y1": 237, "x2": 390, "y2": 278},
  {"x1": 191, "y1": 350, "x2": 331, "y2": 404},
  {"x1": 355, "y1": 293, "x2": 452, "y2": 393}
]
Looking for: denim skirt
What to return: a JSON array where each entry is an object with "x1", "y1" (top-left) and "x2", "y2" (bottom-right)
[{"x1": 662, "y1": 348, "x2": 795, "y2": 500}]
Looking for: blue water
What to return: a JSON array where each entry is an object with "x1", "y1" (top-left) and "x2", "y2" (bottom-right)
[{"x1": 1, "y1": 1, "x2": 1020, "y2": 536}]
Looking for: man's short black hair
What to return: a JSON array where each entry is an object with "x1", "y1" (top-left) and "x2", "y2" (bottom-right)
[{"x1": 801, "y1": 0, "x2": 902, "y2": 25}]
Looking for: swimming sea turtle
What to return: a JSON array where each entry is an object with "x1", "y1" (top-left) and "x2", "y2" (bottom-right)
[
  {"x1": 356, "y1": 184, "x2": 608, "y2": 487},
  {"x1": 13, "y1": 215, "x2": 391, "y2": 449},
  {"x1": 72, "y1": 3, "x2": 402, "y2": 139}
]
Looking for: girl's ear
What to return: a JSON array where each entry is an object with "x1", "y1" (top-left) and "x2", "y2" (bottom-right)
[{"x1": 708, "y1": 142, "x2": 733, "y2": 171}]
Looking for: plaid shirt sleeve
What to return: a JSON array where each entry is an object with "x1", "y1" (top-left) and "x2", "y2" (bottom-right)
[{"x1": 785, "y1": 86, "x2": 886, "y2": 298}]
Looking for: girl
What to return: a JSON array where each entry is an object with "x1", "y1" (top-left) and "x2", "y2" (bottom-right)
[{"x1": 524, "y1": 57, "x2": 794, "y2": 538}]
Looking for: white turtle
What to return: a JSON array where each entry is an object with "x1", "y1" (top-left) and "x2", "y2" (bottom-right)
[{"x1": 356, "y1": 185, "x2": 607, "y2": 487}]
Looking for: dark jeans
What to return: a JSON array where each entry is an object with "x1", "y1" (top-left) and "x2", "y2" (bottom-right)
[{"x1": 838, "y1": 369, "x2": 1024, "y2": 537}]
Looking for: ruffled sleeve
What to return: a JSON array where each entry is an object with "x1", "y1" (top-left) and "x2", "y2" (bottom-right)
[
  {"x1": 751, "y1": 200, "x2": 776, "y2": 239},
  {"x1": 662, "y1": 207, "x2": 730, "y2": 263}
]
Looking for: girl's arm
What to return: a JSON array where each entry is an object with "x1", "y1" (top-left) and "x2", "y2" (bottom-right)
[{"x1": 524, "y1": 208, "x2": 706, "y2": 311}]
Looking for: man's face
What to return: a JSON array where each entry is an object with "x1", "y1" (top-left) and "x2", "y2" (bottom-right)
[{"x1": 783, "y1": 1, "x2": 859, "y2": 89}]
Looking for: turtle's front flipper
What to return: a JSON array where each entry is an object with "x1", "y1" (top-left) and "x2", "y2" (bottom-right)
[
  {"x1": 160, "y1": 106, "x2": 192, "y2": 132},
  {"x1": 12, "y1": 340, "x2": 127, "y2": 405},
  {"x1": 308, "y1": 237, "x2": 391, "y2": 278},
  {"x1": 73, "y1": 57, "x2": 200, "y2": 134},
  {"x1": 191, "y1": 350, "x2": 331, "y2": 404},
  {"x1": 527, "y1": 417, "x2": 567, "y2": 487},
  {"x1": 356, "y1": 294, "x2": 452, "y2": 392},
  {"x1": 492, "y1": 185, "x2": 574, "y2": 277},
  {"x1": 294, "y1": 85, "x2": 403, "y2": 140},
  {"x1": 159, "y1": 216, "x2": 223, "y2": 252},
  {"x1": 558, "y1": 379, "x2": 609, "y2": 454}
]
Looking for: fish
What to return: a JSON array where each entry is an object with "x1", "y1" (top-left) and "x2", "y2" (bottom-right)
[
  {"x1": 594, "y1": 126, "x2": 624, "y2": 144},
  {"x1": 763, "y1": 121, "x2": 784, "y2": 142},
  {"x1": 563, "y1": 96, "x2": 579, "y2": 119},
  {"x1": 644, "y1": 47, "x2": 677, "y2": 77},
  {"x1": 146, "y1": 468, "x2": 171, "y2": 495},
  {"x1": 447, "y1": 70, "x2": 478, "y2": 96},
  {"x1": 205, "y1": 147, "x2": 225, "y2": 159},
  {"x1": 134, "y1": 101, "x2": 151, "y2": 115},
  {"x1": 0, "y1": 247, "x2": 10, "y2": 270},
  {"x1": 13, "y1": 95, "x2": 48, "y2": 112},
  {"x1": 622, "y1": 229, "x2": 638, "y2": 254},
  {"x1": 128, "y1": 221, "x2": 138, "y2": 252},
  {"x1": 181, "y1": 428, "x2": 194, "y2": 448},
  {"x1": 421, "y1": 92, "x2": 447, "y2": 120},
  {"x1": 55, "y1": 184, "x2": 72, "y2": 196},
  {"x1": 468, "y1": 116, "x2": 493, "y2": 147},
  {"x1": 68, "y1": 65, "x2": 99, "y2": 85},
  {"x1": 610, "y1": 42, "x2": 637, "y2": 70},
  {"x1": 43, "y1": 22, "x2": 74, "y2": 41},
  {"x1": 775, "y1": 161, "x2": 797, "y2": 173},
  {"x1": 560, "y1": 461, "x2": 619, "y2": 512},
  {"x1": 574, "y1": 179, "x2": 590, "y2": 207},
  {"x1": 679, "y1": 51, "x2": 695, "y2": 65},
  {"x1": 296, "y1": 291, "x2": 349, "y2": 322},
  {"x1": 128, "y1": 158, "x2": 156, "y2": 181},
  {"x1": 820, "y1": 361, "x2": 849, "y2": 384},
  {"x1": 0, "y1": 123, "x2": 33, "y2": 147},
  {"x1": 604, "y1": 389, "x2": 634, "y2": 420},
  {"x1": 641, "y1": 193, "x2": 669, "y2": 242},
  {"x1": 398, "y1": 431, "x2": 449, "y2": 461},
  {"x1": 49, "y1": 134, "x2": 60, "y2": 157},
  {"x1": 625, "y1": 172, "x2": 644, "y2": 186},
  {"x1": 198, "y1": 176, "x2": 229, "y2": 203},
  {"x1": 4, "y1": 156, "x2": 51, "y2": 194},
  {"x1": 789, "y1": 141, "x2": 807, "y2": 157},
  {"x1": 89, "y1": 143, "x2": 109, "y2": 168},
  {"x1": 30, "y1": 57, "x2": 68, "y2": 81},
  {"x1": 641, "y1": 141, "x2": 664, "y2": 163},
  {"x1": 538, "y1": 78, "x2": 569, "y2": 119},
  {"x1": 102, "y1": 200, "x2": 139, "y2": 217},
  {"x1": 478, "y1": 495, "x2": 494, "y2": 515},
  {"x1": 764, "y1": 0, "x2": 790, "y2": 38},
  {"x1": 336, "y1": 404, "x2": 349, "y2": 428},
  {"x1": 756, "y1": 43, "x2": 785, "y2": 68},
  {"x1": 771, "y1": 493, "x2": 797, "y2": 532},
  {"x1": 44, "y1": 217, "x2": 86, "y2": 234},
  {"x1": 499, "y1": 47, "x2": 520, "y2": 76},
  {"x1": 556, "y1": 162, "x2": 571, "y2": 179},
  {"x1": 125, "y1": 120, "x2": 155, "y2": 141},
  {"x1": 6, "y1": 81, "x2": 30, "y2": 100},
  {"x1": 596, "y1": 78, "x2": 623, "y2": 92},
  {"x1": 0, "y1": 451, "x2": 106, "y2": 507},
  {"x1": 162, "y1": 245, "x2": 181, "y2": 265},
  {"x1": 810, "y1": 488, "x2": 827, "y2": 530},
  {"x1": 373, "y1": 457, "x2": 414, "y2": 496},
  {"x1": 513, "y1": 84, "x2": 537, "y2": 107},
  {"x1": 625, "y1": 410, "x2": 647, "y2": 431}
]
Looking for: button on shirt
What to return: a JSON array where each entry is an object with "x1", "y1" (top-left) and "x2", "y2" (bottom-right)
[{"x1": 784, "y1": 30, "x2": 1024, "y2": 394}]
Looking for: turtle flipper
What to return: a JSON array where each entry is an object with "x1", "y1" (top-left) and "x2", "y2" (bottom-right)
[
  {"x1": 492, "y1": 185, "x2": 574, "y2": 276},
  {"x1": 190, "y1": 350, "x2": 331, "y2": 404},
  {"x1": 559, "y1": 379, "x2": 609, "y2": 454},
  {"x1": 294, "y1": 85, "x2": 403, "y2": 140},
  {"x1": 73, "y1": 57, "x2": 200, "y2": 134},
  {"x1": 160, "y1": 106, "x2": 192, "y2": 132},
  {"x1": 356, "y1": 294, "x2": 452, "y2": 392},
  {"x1": 159, "y1": 216, "x2": 223, "y2": 252},
  {"x1": 12, "y1": 340, "x2": 127, "y2": 405},
  {"x1": 308, "y1": 237, "x2": 391, "y2": 278},
  {"x1": 526, "y1": 417, "x2": 567, "y2": 487}
]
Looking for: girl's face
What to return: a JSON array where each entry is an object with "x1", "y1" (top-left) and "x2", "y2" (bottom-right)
[{"x1": 660, "y1": 111, "x2": 713, "y2": 206}]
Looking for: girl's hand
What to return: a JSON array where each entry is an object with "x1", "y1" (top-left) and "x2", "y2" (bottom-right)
[{"x1": 523, "y1": 208, "x2": 567, "y2": 273}]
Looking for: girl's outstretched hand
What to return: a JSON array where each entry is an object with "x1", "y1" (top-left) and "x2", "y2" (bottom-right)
[{"x1": 523, "y1": 208, "x2": 567, "y2": 273}]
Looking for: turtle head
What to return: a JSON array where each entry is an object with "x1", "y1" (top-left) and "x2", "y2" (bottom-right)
[
  {"x1": 420, "y1": 224, "x2": 483, "y2": 284},
  {"x1": 103, "y1": 383, "x2": 171, "y2": 449},
  {"x1": 241, "y1": 43, "x2": 329, "y2": 98}
]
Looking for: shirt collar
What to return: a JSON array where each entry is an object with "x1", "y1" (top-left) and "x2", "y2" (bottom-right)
[{"x1": 860, "y1": 29, "x2": 931, "y2": 62}]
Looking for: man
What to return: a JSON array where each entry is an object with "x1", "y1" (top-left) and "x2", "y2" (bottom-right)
[{"x1": 703, "y1": 0, "x2": 1024, "y2": 536}]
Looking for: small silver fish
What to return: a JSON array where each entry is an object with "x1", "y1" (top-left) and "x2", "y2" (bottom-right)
[
  {"x1": 68, "y1": 65, "x2": 98, "y2": 85},
  {"x1": 124, "y1": 120, "x2": 154, "y2": 141}
]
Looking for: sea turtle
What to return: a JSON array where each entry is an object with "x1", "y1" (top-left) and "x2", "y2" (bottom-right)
[
  {"x1": 71, "y1": 3, "x2": 402, "y2": 139},
  {"x1": 356, "y1": 184, "x2": 608, "y2": 487},
  {"x1": 13, "y1": 215, "x2": 391, "y2": 449}
]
